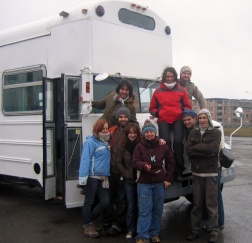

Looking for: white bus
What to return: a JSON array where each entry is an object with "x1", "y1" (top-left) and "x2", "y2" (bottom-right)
[{"x1": 0, "y1": 0, "x2": 235, "y2": 208}]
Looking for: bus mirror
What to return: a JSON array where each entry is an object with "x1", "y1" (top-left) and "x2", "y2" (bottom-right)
[
  {"x1": 235, "y1": 107, "x2": 243, "y2": 118},
  {"x1": 95, "y1": 73, "x2": 108, "y2": 81}
]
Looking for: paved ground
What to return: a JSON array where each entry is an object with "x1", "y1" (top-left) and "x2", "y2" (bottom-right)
[{"x1": 0, "y1": 136, "x2": 251, "y2": 243}]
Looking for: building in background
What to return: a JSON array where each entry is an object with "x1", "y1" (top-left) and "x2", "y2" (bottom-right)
[{"x1": 192, "y1": 99, "x2": 252, "y2": 128}]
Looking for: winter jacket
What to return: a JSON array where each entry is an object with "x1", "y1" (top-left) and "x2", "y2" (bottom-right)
[
  {"x1": 92, "y1": 91, "x2": 138, "y2": 127},
  {"x1": 109, "y1": 125, "x2": 128, "y2": 174},
  {"x1": 149, "y1": 83, "x2": 192, "y2": 124},
  {"x1": 79, "y1": 135, "x2": 110, "y2": 185},
  {"x1": 116, "y1": 148, "x2": 136, "y2": 184},
  {"x1": 132, "y1": 137, "x2": 175, "y2": 184},
  {"x1": 186, "y1": 127, "x2": 221, "y2": 174},
  {"x1": 179, "y1": 80, "x2": 207, "y2": 109}
]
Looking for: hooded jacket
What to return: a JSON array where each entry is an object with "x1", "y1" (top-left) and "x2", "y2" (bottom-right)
[
  {"x1": 92, "y1": 91, "x2": 138, "y2": 127},
  {"x1": 149, "y1": 82, "x2": 192, "y2": 124},
  {"x1": 186, "y1": 109, "x2": 221, "y2": 174},
  {"x1": 79, "y1": 135, "x2": 110, "y2": 185},
  {"x1": 178, "y1": 80, "x2": 207, "y2": 109},
  {"x1": 132, "y1": 137, "x2": 175, "y2": 184}
]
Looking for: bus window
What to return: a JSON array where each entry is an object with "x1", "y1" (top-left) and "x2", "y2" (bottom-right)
[
  {"x1": 66, "y1": 128, "x2": 82, "y2": 180},
  {"x1": 118, "y1": 8, "x2": 155, "y2": 30},
  {"x1": 138, "y1": 79, "x2": 159, "y2": 113},
  {"x1": 66, "y1": 77, "x2": 82, "y2": 121},
  {"x1": 3, "y1": 67, "x2": 45, "y2": 114}
]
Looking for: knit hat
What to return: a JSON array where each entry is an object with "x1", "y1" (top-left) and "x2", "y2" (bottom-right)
[
  {"x1": 180, "y1": 66, "x2": 192, "y2": 75},
  {"x1": 142, "y1": 119, "x2": 157, "y2": 135},
  {"x1": 196, "y1": 108, "x2": 214, "y2": 128},
  {"x1": 116, "y1": 106, "x2": 131, "y2": 120},
  {"x1": 182, "y1": 110, "x2": 197, "y2": 118}
]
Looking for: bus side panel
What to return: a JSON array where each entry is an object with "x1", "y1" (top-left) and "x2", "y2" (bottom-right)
[
  {"x1": 0, "y1": 120, "x2": 43, "y2": 185},
  {"x1": 47, "y1": 20, "x2": 93, "y2": 78}
]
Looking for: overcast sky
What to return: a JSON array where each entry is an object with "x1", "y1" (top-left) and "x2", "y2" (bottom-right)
[{"x1": 1, "y1": 0, "x2": 252, "y2": 99}]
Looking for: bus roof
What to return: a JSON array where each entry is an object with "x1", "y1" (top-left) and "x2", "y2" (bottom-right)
[{"x1": 0, "y1": 0, "x2": 170, "y2": 47}]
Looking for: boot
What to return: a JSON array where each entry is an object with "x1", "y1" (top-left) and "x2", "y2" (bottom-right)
[{"x1": 84, "y1": 223, "x2": 100, "y2": 238}]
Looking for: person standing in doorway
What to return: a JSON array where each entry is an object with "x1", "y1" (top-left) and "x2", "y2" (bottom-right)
[{"x1": 81, "y1": 79, "x2": 138, "y2": 127}]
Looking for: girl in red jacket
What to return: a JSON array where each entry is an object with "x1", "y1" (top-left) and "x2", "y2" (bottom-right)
[{"x1": 149, "y1": 67, "x2": 192, "y2": 181}]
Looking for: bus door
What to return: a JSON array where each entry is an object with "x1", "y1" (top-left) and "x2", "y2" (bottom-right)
[
  {"x1": 43, "y1": 75, "x2": 83, "y2": 207},
  {"x1": 60, "y1": 74, "x2": 83, "y2": 208}
]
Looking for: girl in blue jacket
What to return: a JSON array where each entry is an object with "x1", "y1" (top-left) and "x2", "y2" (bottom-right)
[{"x1": 79, "y1": 118, "x2": 111, "y2": 238}]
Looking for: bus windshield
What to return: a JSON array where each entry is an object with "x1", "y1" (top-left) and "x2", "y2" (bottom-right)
[{"x1": 93, "y1": 76, "x2": 159, "y2": 113}]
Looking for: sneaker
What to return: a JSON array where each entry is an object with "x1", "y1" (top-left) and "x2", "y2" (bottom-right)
[
  {"x1": 208, "y1": 233, "x2": 218, "y2": 243},
  {"x1": 84, "y1": 223, "x2": 100, "y2": 238},
  {"x1": 136, "y1": 238, "x2": 150, "y2": 243},
  {"x1": 186, "y1": 232, "x2": 201, "y2": 241},
  {"x1": 126, "y1": 231, "x2": 133, "y2": 239},
  {"x1": 150, "y1": 236, "x2": 161, "y2": 242}
]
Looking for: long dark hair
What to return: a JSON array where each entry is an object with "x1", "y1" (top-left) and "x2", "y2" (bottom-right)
[
  {"x1": 161, "y1": 67, "x2": 178, "y2": 83},
  {"x1": 116, "y1": 79, "x2": 134, "y2": 98}
]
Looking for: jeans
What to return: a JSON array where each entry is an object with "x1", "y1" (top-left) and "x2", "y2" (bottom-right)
[
  {"x1": 218, "y1": 168, "x2": 225, "y2": 227},
  {"x1": 158, "y1": 120, "x2": 185, "y2": 171},
  {"x1": 83, "y1": 177, "x2": 109, "y2": 224},
  {"x1": 102, "y1": 172, "x2": 127, "y2": 229},
  {"x1": 125, "y1": 182, "x2": 137, "y2": 232},
  {"x1": 136, "y1": 182, "x2": 164, "y2": 239}
]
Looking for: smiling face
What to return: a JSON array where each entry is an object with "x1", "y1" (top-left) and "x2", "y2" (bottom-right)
[
  {"x1": 165, "y1": 71, "x2": 175, "y2": 84},
  {"x1": 117, "y1": 114, "x2": 129, "y2": 128},
  {"x1": 183, "y1": 115, "x2": 196, "y2": 129},
  {"x1": 101, "y1": 123, "x2": 109, "y2": 134},
  {"x1": 180, "y1": 71, "x2": 191, "y2": 83},
  {"x1": 128, "y1": 128, "x2": 137, "y2": 142},
  {"x1": 198, "y1": 114, "x2": 209, "y2": 128},
  {"x1": 144, "y1": 130, "x2": 156, "y2": 140},
  {"x1": 119, "y1": 86, "x2": 130, "y2": 99}
]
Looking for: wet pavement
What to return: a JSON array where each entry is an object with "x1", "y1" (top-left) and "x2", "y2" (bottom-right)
[{"x1": 0, "y1": 137, "x2": 251, "y2": 243}]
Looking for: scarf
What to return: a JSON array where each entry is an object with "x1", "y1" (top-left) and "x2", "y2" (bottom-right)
[
  {"x1": 113, "y1": 93, "x2": 129, "y2": 106},
  {"x1": 125, "y1": 140, "x2": 137, "y2": 155},
  {"x1": 98, "y1": 132, "x2": 110, "y2": 145},
  {"x1": 164, "y1": 82, "x2": 176, "y2": 89}
]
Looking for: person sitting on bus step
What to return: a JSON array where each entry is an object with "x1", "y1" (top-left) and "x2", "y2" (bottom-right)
[
  {"x1": 79, "y1": 118, "x2": 111, "y2": 238},
  {"x1": 186, "y1": 109, "x2": 221, "y2": 243},
  {"x1": 178, "y1": 66, "x2": 207, "y2": 109},
  {"x1": 80, "y1": 79, "x2": 138, "y2": 128},
  {"x1": 149, "y1": 66, "x2": 192, "y2": 182},
  {"x1": 132, "y1": 119, "x2": 175, "y2": 243},
  {"x1": 101, "y1": 106, "x2": 131, "y2": 237}
]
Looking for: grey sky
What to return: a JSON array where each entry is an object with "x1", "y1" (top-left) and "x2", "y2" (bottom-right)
[{"x1": 1, "y1": 0, "x2": 252, "y2": 99}]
